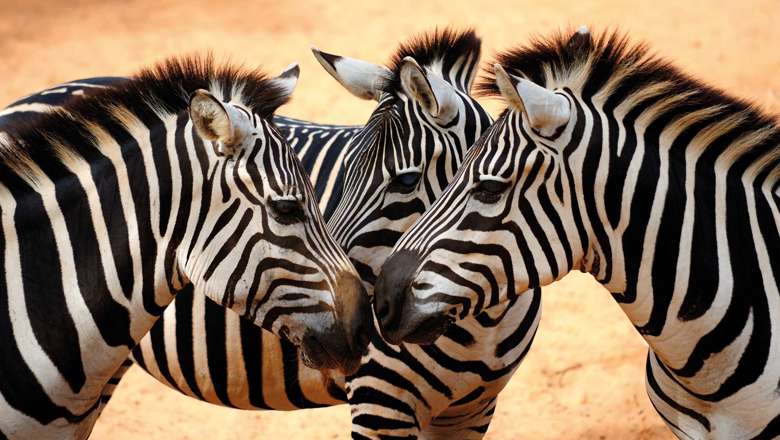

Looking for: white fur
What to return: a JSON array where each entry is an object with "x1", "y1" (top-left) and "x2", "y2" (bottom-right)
[
  {"x1": 494, "y1": 64, "x2": 571, "y2": 137},
  {"x1": 400, "y1": 57, "x2": 459, "y2": 123},
  {"x1": 311, "y1": 47, "x2": 392, "y2": 100}
]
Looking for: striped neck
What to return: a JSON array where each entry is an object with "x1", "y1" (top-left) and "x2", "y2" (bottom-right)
[{"x1": 561, "y1": 85, "x2": 780, "y2": 400}]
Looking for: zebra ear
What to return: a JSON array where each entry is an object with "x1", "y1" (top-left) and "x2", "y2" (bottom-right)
[
  {"x1": 400, "y1": 57, "x2": 459, "y2": 123},
  {"x1": 494, "y1": 64, "x2": 570, "y2": 137},
  {"x1": 189, "y1": 89, "x2": 251, "y2": 156},
  {"x1": 266, "y1": 63, "x2": 299, "y2": 114},
  {"x1": 311, "y1": 46, "x2": 392, "y2": 101}
]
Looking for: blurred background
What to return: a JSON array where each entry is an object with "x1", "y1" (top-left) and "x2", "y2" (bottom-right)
[{"x1": 2, "y1": 0, "x2": 778, "y2": 438}]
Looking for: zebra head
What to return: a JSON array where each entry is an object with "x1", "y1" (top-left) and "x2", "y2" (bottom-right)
[
  {"x1": 180, "y1": 63, "x2": 371, "y2": 373},
  {"x1": 313, "y1": 29, "x2": 492, "y2": 284},
  {"x1": 374, "y1": 29, "x2": 599, "y2": 344}
]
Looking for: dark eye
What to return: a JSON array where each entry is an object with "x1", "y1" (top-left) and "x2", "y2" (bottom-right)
[
  {"x1": 269, "y1": 199, "x2": 306, "y2": 225},
  {"x1": 472, "y1": 179, "x2": 510, "y2": 204},
  {"x1": 387, "y1": 171, "x2": 421, "y2": 194}
]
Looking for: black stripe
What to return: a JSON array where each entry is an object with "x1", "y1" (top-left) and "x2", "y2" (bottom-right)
[
  {"x1": 239, "y1": 313, "x2": 267, "y2": 408},
  {"x1": 450, "y1": 386, "x2": 485, "y2": 406},
  {"x1": 281, "y1": 339, "x2": 323, "y2": 408},
  {"x1": 147, "y1": 315, "x2": 180, "y2": 391},
  {"x1": 200, "y1": 198, "x2": 240, "y2": 252},
  {"x1": 371, "y1": 336, "x2": 452, "y2": 400},
  {"x1": 645, "y1": 354, "x2": 710, "y2": 431},
  {"x1": 203, "y1": 207, "x2": 253, "y2": 283},
  {"x1": 204, "y1": 298, "x2": 233, "y2": 407},
  {"x1": 351, "y1": 359, "x2": 430, "y2": 409},
  {"x1": 750, "y1": 413, "x2": 780, "y2": 440},
  {"x1": 495, "y1": 288, "x2": 541, "y2": 358},
  {"x1": 171, "y1": 285, "x2": 206, "y2": 401},
  {"x1": 149, "y1": 113, "x2": 173, "y2": 235},
  {"x1": 579, "y1": 96, "x2": 613, "y2": 284},
  {"x1": 164, "y1": 113, "x2": 195, "y2": 290}
]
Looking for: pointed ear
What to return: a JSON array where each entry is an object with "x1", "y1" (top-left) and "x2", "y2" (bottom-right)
[
  {"x1": 494, "y1": 64, "x2": 571, "y2": 137},
  {"x1": 190, "y1": 89, "x2": 234, "y2": 143},
  {"x1": 311, "y1": 46, "x2": 392, "y2": 101},
  {"x1": 400, "y1": 57, "x2": 459, "y2": 123},
  {"x1": 267, "y1": 63, "x2": 299, "y2": 113},
  {"x1": 189, "y1": 89, "x2": 251, "y2": 156}
]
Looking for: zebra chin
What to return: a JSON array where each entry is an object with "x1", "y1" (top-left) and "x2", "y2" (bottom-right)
[{"x1": 305, "y1": 273, "x2": 373, "y2": 375}]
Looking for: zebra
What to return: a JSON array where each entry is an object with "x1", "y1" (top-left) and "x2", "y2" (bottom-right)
[
  {"x1": 374, "y1": 27, "x2": 780, "y2": 440},
  {"x1": 0, "y1": 56, "x2": 371, "y2": 440},
  {"x1": 1, "y1": 29, "x2": 542, "y2": 439}
]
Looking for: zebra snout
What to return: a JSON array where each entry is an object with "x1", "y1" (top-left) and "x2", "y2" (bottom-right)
[{"x1": 374, "y1": 250, "x2": 423, "y2": 344}]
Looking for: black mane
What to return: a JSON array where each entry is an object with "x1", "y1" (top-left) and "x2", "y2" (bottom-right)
[
  {"x1": 478, "y1": 29, "x2": 778, "y2": 129},
  {"x1": 0, "y1": 55, "x2": 289, "y2": 177},
  {"x1": 383, "y1": 28, "x2": 482, "y2": 92}
]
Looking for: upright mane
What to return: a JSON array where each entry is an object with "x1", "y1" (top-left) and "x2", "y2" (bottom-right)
[
  {"x1": 0, "y1": 55, "x2": 289, "y2": 180},
  {"x1": 383, "y1": 28, "x2": 482, "y2": 92},
  {"x1": 478, "y1": 28, "x2": 780, "y2": 178}
]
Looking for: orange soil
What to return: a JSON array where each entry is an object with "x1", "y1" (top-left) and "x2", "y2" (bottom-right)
[{"x1": 1, "y1": 1, "x2": 778, "y2": 438}]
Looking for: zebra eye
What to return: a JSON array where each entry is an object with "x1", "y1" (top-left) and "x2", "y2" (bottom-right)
[
  {"x1": 269, "y1": 199, "x2": 306, "y2": 225},
  {"x1": 387, "y1": 171, "x2": 421, "y2": 194},
  {"x1": 472, "y1": 179, "x2": 510, "y2": 204}
]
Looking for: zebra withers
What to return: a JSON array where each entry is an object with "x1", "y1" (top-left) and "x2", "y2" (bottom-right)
[
  {"x1": 0, "y1": 56, "x2": 370, "y2": 440},
  {"x1": 375, "y1": 28, "x2": 780, "y2": 439}
]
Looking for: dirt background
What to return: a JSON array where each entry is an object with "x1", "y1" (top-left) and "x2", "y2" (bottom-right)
[{"x1": 2, "y1": 1, "x2": 778, "y2": 438}]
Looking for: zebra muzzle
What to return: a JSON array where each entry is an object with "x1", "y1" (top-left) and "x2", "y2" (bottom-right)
[{"x1": 374, "y1": 249, "x2": 430, "y2": 344}]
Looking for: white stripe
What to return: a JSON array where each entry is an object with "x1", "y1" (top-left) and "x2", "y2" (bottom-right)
[{"x1": 0, "y1": 103, "x2": 55, "y2": 117}]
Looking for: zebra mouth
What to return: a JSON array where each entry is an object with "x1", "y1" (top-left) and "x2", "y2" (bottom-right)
[
  {"x1": 297, "y1": 330, "x2": 362, "y2": 375},
  {"x1": 401, "y1": 314, "x2": 452, "y2": 345},
  {"x1": 299, "y1": 333, "x2": 340, "y2": 371}
]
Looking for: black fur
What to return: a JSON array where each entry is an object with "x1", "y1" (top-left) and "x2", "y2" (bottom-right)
[{"x1": 382, "y1": 28, "x2": 482, "y2": 93}]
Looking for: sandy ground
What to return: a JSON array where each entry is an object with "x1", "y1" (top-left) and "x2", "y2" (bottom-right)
[{"x1": 2, "y1": 1, "x2": 779, "y2": 438}]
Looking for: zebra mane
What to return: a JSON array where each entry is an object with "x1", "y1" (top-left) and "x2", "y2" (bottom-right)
[
  {"x1": 478, "y1": 29, "x2": 780, "y2": 176},
  {"x1": 0, "y1": 55, "x2": 290, "y2": 180},
  {"x1": 479, "y1": 29, "x2": 778, "y2": 124},
  {"x1": 382, "y1": 28, "x2": 482, "y2": 92}
]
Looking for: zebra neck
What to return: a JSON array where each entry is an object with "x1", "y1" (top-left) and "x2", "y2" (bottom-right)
[
  {"x1": 74, "y1": 108, "x2": 205, "y2": 369},
  {"x1": 0, "y1": 108, "x2": 206, "y2": 418},
  {"x1": 581, "y1": 114, "x2": 780, "y2": 398}
]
